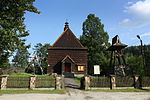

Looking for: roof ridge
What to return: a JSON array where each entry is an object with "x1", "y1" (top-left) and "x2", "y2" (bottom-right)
[
  {"x1": 51, "y1": 28, "x2": 69, "y2": 48},
  {"x1": 50, "y1": 27, "x2": 85, "y2": 49}
]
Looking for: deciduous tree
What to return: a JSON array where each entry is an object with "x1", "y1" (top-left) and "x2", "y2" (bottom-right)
[
  {"x1": 80, "y1": 14, "x2": 110, "y2": 74},
  {"x1": 12, "y1": 46, "x2": 30, "y2": 68},
  {"x1": 33, "y1": 43, "x2": 50, "y2": 74}
]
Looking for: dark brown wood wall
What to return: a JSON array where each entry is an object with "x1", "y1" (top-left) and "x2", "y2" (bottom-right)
[{"x1": 47, "y1": 49, "x2": 88, "y2": 74}]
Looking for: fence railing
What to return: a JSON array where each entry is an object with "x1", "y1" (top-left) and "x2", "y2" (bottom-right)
[
  {"x1": 7, "y1": 76, "x2": 30, "y2": 88},
  {"x1": 0, "y1": 75, "x2": 63, "y2": 90},
  {"x1": 81, "y1": 75, "x2": 150, "y2": 89},
  {"x1": 89, "y1": 76, "x2": 110, "y2": 88},
  {"x1": 141, "y1": 77, "x2": 150, "y2": 87},
  {"x1": 116, "y1": 76, "x2": 134, "y2": 87},
  {"x1": 35, "y1": 76, "x2": 55, "y2": 88}
]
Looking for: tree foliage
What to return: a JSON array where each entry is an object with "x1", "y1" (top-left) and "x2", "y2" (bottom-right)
[
  {"x1": 33, "y1": 43, "x2": 50, "y2": 74},
  {"x1": 0, "y1": 0, "x2": 40, "y2": 69},
  {"x1": 80, "y1": 14, "x2": 110, "y2": 74},
  {"x1": 124, "y1": 45, "x2": 150, "y2": 76},
  {"x1": 12, "y1": 46, "x2": 30, "y2": 68}
]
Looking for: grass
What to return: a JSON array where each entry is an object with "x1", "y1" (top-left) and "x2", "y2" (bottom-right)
[
  {"x1": 9, "y1": 72, "x2": 32, "y2": 77},
  {"x1": 0, "y1": 89, "x2": 65, "y2": 95},
  {"x1": 86, "y1": 88, "x2": 150, "y2": 92},
  {"x1": 8, "y1": 72, "x2": 54, "y2": 77},
  {"x1": 7, "y1": 72, "x2": 56, "y2": 88}
]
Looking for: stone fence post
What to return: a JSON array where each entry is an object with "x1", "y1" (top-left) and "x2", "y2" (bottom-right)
[
  {"x1": 56, "y1": 76, "x2": 62, "y2": 90},
  {"x1": 133, "y1": 75, "x2": 141, "y2": 89},
  {"x1": 0, "y1": 75, "x2": 8, "y2": 90},
  {"x1": 110, "y1": 75, "x2": 116, "y2": 89},
  {"x1": 85, "y1": 76, "x2": 90, "y2": 90},
  {"x1": 30, "y1": 75, "x2": 36, "y2": 90}
]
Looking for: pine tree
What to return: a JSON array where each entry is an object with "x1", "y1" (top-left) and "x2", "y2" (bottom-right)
[{"x1": 0, "y1": 0, "x2": 40, "y2": 69}]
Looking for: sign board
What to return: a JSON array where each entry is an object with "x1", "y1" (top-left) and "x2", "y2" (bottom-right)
[{"x1": 94, "y1": 65, "x2": 100, "y2": 74}]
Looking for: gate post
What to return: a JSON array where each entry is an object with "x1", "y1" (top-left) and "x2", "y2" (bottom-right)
[
  {"x1": 110, "y1": 75, "x2": 116, "y2": 89},
  {"x1": 30, "y1": 75, "x2": 36, "y2": 90},
  {"x1": 56, "y1": 76, "x2": 62, "y2": 90},
  {"x1": 85, "y1": 76, "x2": 90, "y2": 90},
  {"x1": 0, "y1": 75, "x2": 8, "y2": 90},
  {"x1": 133, "y1": 75, "x2": 141, "y2": 89}
]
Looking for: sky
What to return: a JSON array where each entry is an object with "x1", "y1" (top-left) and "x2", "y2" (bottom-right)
[{"x1": 24, "y1": 0, "x2": 150, "y2": 52}]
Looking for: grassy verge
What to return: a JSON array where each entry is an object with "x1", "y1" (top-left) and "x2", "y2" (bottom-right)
[
  {"x1": 9, "y1": 72, "x2": 32, "y2": 77},
  {"x1": 0, "y1": 89, "x2": 65, "y2": 95},
  {"x1": 86, "y1": 88, "x2": 150, "y2": 92}
]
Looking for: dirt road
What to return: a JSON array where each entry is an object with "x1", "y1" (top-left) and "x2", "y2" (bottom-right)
[{"x1": 0, "y1": 89, "x2": 150, "y2": 100}]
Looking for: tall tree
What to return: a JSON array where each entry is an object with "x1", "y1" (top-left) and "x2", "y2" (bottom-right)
[
  {"x1": 33, "y1": 43, "x2": 50, "y2": 74},
  {"x1": 80, "y1": 14, "x2": 109, "y2": 74},
  {"x1": 124, "y1": 45, "x2": 150, "y2": 76},
  {"x1": 12, "y1": 46, "x2": 30, "y2": 68},
  {"x1": 0, "y1": 0, "x2": 40, "y2": 69}
]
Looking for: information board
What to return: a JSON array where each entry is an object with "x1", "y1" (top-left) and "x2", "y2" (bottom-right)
[{"x1": 94, "y1": 65, "x2": 100, "y2": 74}]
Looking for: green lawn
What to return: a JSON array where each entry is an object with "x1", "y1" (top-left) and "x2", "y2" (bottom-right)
[
  {"x1": 86, "y1": 88, "x2": 150, "y2": 92},
  {"x1": 0, "y1": 89, "x2": 65, "y2": 95},
  {"x1": 9, "y1": 72, "x2": 32, "y2": 77}
]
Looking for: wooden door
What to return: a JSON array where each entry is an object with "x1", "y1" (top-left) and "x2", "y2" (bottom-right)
[{"x1": 64, "y1": 63, "x2": 71, "y2": 72}]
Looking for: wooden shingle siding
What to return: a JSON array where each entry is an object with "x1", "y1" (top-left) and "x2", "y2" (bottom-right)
[{"x1": 47, "y1": 23, "x2": 88, "y2": 74}]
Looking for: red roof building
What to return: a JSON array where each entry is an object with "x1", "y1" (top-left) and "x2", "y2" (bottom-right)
[{"x1": 47, "y1": 22, "x2": 88, "y2": 75}]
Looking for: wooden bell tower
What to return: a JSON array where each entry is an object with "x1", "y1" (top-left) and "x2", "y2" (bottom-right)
[{"x1": 107, "y1": 35, "x2": 129, "y2": 76}]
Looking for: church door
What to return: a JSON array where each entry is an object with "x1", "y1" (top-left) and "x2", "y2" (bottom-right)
[{"x1": 64, "y1": 63, "x2": 71, "y2": 72}]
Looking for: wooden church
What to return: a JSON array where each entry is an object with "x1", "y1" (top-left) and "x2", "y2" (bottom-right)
[{"x1": 47, "y1": 22, "x2": 88, "y2": 75}]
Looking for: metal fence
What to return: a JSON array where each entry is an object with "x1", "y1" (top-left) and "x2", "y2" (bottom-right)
[
  {"x1": 35, "y1": 76, "x2": 55, "y2": 88},
  {"x1": 7, "y1": 76, "x2": 30, "y2": 88},
  {"x1": 89, "y1": 76, "x2": 110, "y2": 88},
  {"x1": 116, "y1": 76, "x2": 134, "y2": 87}
]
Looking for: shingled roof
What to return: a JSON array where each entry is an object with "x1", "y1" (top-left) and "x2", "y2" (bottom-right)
[
  {"x1": 107, "y1": 35, "x2": 127, "y2": 51},
  {"x1": 50, "y1": 22, "x2": 87, "y2": 50}
]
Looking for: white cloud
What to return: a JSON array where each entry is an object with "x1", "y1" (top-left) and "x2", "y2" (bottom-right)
[
  {"x1": 121, "y1": 0, "x2": 150, "y2": 27},
  {"x1": 141, "y1": 32, "x2": 150, "y2": 37},
  {"x1": 126, "y1": 0, "x2": 150, "y2": 20},
  {"x1": 120, "y1": 18, "x2": 134, "y2": 27},
  {"x1": 120, "y1": 18, "x2": 147, "y2": 27},
  {"x1": 127, "y1": 2, "x2": 133, "y2": 5}
]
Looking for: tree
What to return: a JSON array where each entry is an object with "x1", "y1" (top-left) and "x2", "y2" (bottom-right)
[
  {"x1": 124, "y1": 45, "x2": 150, "y2": 76},
  {"x1": 126, "y1": 56, "x2": 143, "y2": 75},
  {"x1": 12, "y1": 46, "x2": 30, "y2": 68},
  {"x1": 80, "y1": 14, "x2": 109, "y2": 75},
  {"x1": 0, "y1": 0, "x2": 40, "y2": 69},
  {"x1": 33, "y1": 43, "x2": 50, "y2": 74}
]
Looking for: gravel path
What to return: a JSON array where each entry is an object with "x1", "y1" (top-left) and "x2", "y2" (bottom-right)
[
  {"x1": 64, "y1": 78, "x2": 80, "y2": 89},
  {"x1": 0, "y1": 89, "x2": 150, "y2": 100}
]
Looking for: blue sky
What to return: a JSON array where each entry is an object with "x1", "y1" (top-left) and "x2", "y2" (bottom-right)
[{"x1": 24, "y1": 0, "x2": 150, "y2": 51}]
